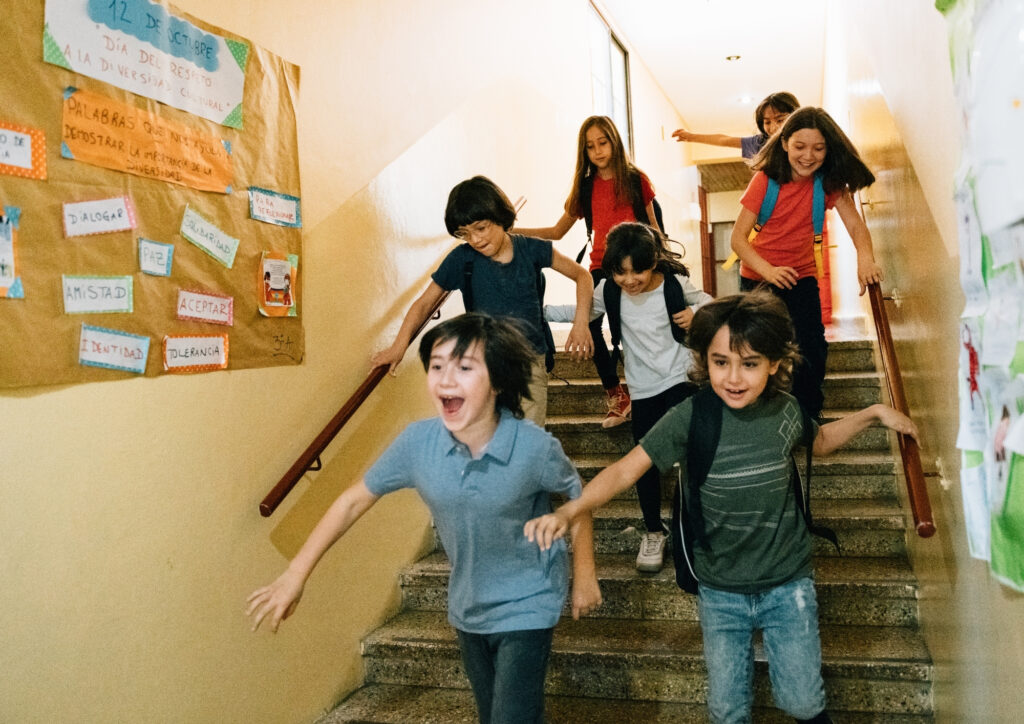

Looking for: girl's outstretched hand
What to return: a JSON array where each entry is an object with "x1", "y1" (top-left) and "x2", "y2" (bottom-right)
[
  {"x1": 246, "y1": 568, "x2": 306, "y2": 633},
  {"x1": 875, "y1": 405, "x2": 920, "y2": 443},
  {"x1": 671, "y1": 307, "x2": 695, "y2": 330},
  {"x1": 761, "y1": 265, "x2": 798, "y2": 289},
  {"x1": 524, "y1": 511, "x2": 570, "y2": 551},
  {"x1": 857, "y1": 258, "x2": 884, "y2": 295}
]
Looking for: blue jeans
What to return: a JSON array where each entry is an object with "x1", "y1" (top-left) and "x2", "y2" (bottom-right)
[
  {"x1": 698, "y1": 576, "x2": 826, "y2": 722},
  {"x1": 456, "y1": 627, "x2": 553, "y2": 724}
]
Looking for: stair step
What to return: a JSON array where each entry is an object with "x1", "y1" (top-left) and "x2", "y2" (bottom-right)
[
  {"x1": 547, "y1": 373, "x2": 884, "y2": 415},
  {"x1": 320, "y1": 683, "x2": 931, "y2": 723},
  {"x1": 586, "y1": 499, "x2": 907, "y2": 558},
  {"x1": 549, "y1": 339, "x2": 878, "y2": 379},
  {"x1": 547, "y1": 414, "x2": 893, "y2": 454},
  {"x1": 360, "y1": 611, "x2": 933, "y2": 715},
  {"x1": 401, "y1": 553, "x2": 920, "y2": 627}
]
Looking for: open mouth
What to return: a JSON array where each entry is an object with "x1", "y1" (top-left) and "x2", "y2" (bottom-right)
[{"x1": 441, "y1": 396, "x2": 464, "y2": 415}]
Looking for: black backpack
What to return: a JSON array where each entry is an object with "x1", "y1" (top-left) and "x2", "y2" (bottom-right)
[
  {"x1": 670, "y1": 386, "x2": 839, "y2": 594},
  {"x1": 576, "y1": 170, "x2": 664, "y2": 264},
  {"x1": 602, "y1": 272, "x2": 688, "y2": 369},
  {"x1": 461, "y1": 259, "x2": 556, "y2": 372}
]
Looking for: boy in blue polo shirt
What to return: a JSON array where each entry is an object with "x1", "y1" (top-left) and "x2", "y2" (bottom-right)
[
  {"x1": 372, "y1": 175, "x2": 595, "y2": 427},
  {"x1": 249, "y1": 314, "x2": 601, "y2": 723}
]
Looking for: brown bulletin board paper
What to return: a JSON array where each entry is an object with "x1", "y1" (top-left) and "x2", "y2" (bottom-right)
[{"x1": 0, "y1": 1, "x2": 303, "y2": 388}]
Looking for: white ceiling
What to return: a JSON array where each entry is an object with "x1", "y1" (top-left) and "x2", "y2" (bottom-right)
[{"x1": 600, "y1": 0, "x2": 826, "y2": 136}]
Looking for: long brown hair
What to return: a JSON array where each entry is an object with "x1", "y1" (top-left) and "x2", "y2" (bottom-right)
[
  {"x1": 565, "y1": 116, "x2": 640, "y2": 217},
  {"x1": 750, "y1": 106, "x2": 875, "y2": 194}
]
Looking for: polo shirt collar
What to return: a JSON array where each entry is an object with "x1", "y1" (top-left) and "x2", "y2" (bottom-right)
[{"x1": 442, "y1": 408, "x2": 519, "y2": 464}]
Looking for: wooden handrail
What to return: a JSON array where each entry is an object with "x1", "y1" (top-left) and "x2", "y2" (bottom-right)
[
  {"x1": 866, "y1": 282, "x2": 935, "y2": 538},
  {"x1": 259, "y1": 291, "x2": 452, "y2": 517}
]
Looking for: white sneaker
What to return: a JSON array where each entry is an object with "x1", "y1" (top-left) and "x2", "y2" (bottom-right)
[{"x1": 636, "y1": 531, "x2": 666, "y2": 572}]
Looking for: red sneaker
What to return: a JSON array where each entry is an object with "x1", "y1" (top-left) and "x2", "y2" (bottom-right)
[{"x1": 601, "y1": 384, "x2": 631, "y2": 429}]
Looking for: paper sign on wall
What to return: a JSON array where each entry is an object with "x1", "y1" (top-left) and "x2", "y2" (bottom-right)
[
  {"x1": 249, "y1": 187, "x2": 301, "y2": 227},
  {"x1": 176, "y1": 288, "x2": 233, "y2": 326},
  {"x1": 163, "y1": 333, "x2": 229, "y2": 372},
  {"x1": 258, "y1": 251, "x2": 298, "y2": 317},
  {"x1": 0, "y1": 120, "x2": 47, "y2": 179},
  {"x1": 63, "y1": 196, "x2": 137, "y2": 237},
  {"x1": 180, "y1": 205, "x2": 239, "y2": 268},
  {"x1": 44, "y1": 0, "x2": 249, "y2": 128},
  {"x1": 1, "y1": 206, "x2": 24, "y2": 299},
  {"x1": 79, "y1": 323, "x2": 150, "y2": 374},
  {"x1": 61, "y1": 87, "x2": 233, "y2": 194},
  {"x1": 139, "y1": 238, "x2": 174, "y2": 276},
  {"x1": 62, "y1": 275, "x2": 134, "y2": 314}
]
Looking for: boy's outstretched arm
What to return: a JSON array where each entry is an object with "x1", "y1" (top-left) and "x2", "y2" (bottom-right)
[
  {"x1": 814, "y1": 403, "x2": 920, "y2": 457},
  {"x1": 549, "y1": 248, "x2": 594, "y2": 360},
  {"x1": 246, "y1": 480, "x2": 380, "y2": 633},
  {"x1": 671, "y1": 127, "x2": 744, "y2": 149},
  {"x1": 568, "y1": 512, "x2": 602, "y2": 620},
  {"x1": 371, "y1": 281, "x2": 447, "y2": 374},
  {"x1": 525, "y1": 445, "x2": 653, "y2": 550}
]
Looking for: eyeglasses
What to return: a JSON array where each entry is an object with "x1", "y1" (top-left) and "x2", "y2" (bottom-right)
[{"x1": 454, "y1": 220, "x2": 492, "y2": 240}]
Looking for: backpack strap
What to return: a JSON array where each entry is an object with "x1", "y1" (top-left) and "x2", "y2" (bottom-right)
[
  {"x1": 810, "y1": 174, "x2": 826, "y2": 278},
  {"x1": 662, "y1": 273, "x2": 688, "y2": 344},
  {"x1": 603, "y1": 279, "x2": 623, "y2": 369},
  {"x1": 575, "y1": 173, "x2": 596, "y2": 264},
  {"x1": 685, "y1": 386, "x2": 723, "y2": 547},
  {"x1": 792, "y1": 403, "x2": 841, "y2": 552},
  {"x1": 722, "y1": 174, "x2": 826, "y2": 274}
]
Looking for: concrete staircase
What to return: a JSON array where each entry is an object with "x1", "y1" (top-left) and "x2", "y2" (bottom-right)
[{"x1": 320, "y1": 337, "x2": 934, "y2": 722}]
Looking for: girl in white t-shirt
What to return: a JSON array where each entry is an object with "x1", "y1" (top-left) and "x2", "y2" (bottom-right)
[{"x1": 548, "y1": 222, "x2": 712, "y2": 571}]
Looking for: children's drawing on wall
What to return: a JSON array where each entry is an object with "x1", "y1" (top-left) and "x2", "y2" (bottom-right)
[{"x1": 258, "y1": 251, "x2": 298, "y2": 317}]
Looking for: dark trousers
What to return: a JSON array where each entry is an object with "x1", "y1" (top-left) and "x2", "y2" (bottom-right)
[
  {"x1": 740, "y1": 276, "x2": 827, "y2": 418},
  {"x1": 456, "y1": 627, "x2": 554, "y2": 724},
  {"x1": 632, "y1": 382, "x2": 698, "y2": 532},
  {"x1": 589, "y1": 269, "x2": 621, "y2": 390}
]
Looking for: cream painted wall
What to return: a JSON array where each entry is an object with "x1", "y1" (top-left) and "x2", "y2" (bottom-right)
[
  {"x1": 0, "y1": 2, "x2": 684, "y2": 722},
  {"x1": 827, "y1": 2, "x2": 1023, "y2": 721}
]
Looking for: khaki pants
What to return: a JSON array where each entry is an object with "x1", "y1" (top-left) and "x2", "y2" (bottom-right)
[{"x1": 520, "y1": 356, "x2": 548, "y2": 429}]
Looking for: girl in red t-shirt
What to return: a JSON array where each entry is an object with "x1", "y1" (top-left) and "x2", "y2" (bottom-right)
[
  {"x1": 730, "y1": 106, "x2": 881, "y2": 418},
  {"x1": 516, "y1": 115, "x2": 663, "y2": 428}
]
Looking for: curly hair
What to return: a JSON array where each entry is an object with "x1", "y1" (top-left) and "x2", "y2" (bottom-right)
[
  {"x1": 687, "y1": 289, "x2": 801, "y2": 398},
  {"x1": 418, "y1": 313, "x2": 534, "y2": 418}
]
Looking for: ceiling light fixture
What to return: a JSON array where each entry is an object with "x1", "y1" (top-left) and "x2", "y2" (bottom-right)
[{"x1": 725, "y1": 54, "x2": 741, "y2": 61}]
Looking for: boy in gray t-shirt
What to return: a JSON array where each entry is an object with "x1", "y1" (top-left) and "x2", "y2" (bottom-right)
[{"x1": 525, "y1": 291, "x2": 918, "y2": 724}]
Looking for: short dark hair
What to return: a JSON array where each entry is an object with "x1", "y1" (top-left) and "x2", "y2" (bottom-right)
[
  {"x1": 687, "y1": 289, "x2": 800, "y2": 398},
  {"x1": 418, "y1": 313, "x2": 534, "y2": 418},
  {"x1": 754, "y1": 91, "x2": 800, "y2": 135},
  {"x1": 444, "y1": 176, "x2": 517, "y2": 236}
]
